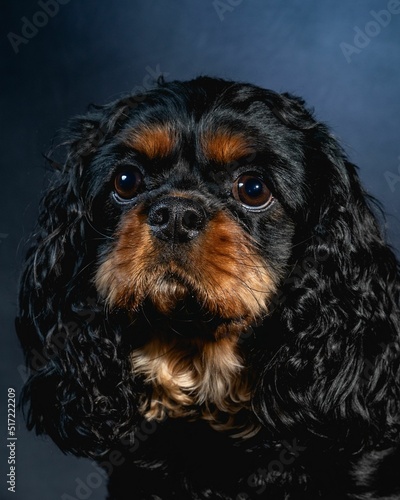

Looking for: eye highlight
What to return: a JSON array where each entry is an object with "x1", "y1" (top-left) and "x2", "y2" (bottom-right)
[
  {"x1": 232, "y1": 173, "x2": 273, "y2": 210},
  {"x1": 113, "y1": 166, "x2": 143, "y2": 200}
]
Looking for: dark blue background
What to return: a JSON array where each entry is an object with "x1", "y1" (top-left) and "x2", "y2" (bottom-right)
[{"x1": 1, "y1": 1, "x2": 399, "y2": 498}]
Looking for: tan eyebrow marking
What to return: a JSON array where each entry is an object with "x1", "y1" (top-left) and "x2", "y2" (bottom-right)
[
  {"x1": 201, "y1": 129, "x2": 253, "y2": 164},
  {"x1": 125, "y1": 123, "x2": 176, "y2": 159}
]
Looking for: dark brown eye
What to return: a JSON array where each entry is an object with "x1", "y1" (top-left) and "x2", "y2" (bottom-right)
[
  {"x1": 232, "y1": 174, "x2": 273, "y2": 210},
  {"x1": 114, "y1": 166, "x2": 143, "y2": 200}
]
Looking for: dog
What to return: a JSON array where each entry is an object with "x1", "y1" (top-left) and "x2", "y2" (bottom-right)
[{"x1": 16, "y1": 76, "x2": 400, "y2": 499}]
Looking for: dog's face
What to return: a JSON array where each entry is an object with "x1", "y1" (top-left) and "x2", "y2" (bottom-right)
[
  {"x1": 83, "y1": 80, "x2": 309, "y2": 431},
  {"x1": 93, "y1": 85, "x2": 297, "y2": 339}
]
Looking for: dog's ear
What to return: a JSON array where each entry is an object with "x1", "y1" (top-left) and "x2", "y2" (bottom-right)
[
  {"x1": 254, "y1": 107, "x2": 400, "y2": 449},
  {"x1": 16, "y1": 99, "x2": 140, "y2": 457}
]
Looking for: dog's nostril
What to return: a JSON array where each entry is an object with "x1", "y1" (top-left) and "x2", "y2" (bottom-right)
[
  {"x1": 148, "y1": 197, "x2": 207, "y2": 243},
  {"x1": 152, "y1": 206, "x2": 170, "y2": 226},
  {"x1": 182, "y1": 209, "x2": 204, "y2": 231}
]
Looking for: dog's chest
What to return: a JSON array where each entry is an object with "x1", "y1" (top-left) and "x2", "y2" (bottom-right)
[{"x1": 130, "y1": 334, "x2": 260, "y2": 437}]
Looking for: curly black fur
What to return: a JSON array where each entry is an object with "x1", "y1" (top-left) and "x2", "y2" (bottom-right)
[{"x1": 16, "y1": 77, "x2": 400, "y2": 499}]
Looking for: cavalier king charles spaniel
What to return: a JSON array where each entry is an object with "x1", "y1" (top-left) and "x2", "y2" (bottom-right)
[{"x1": 17, "y1": 77, "x2": 400, "y2": 499}]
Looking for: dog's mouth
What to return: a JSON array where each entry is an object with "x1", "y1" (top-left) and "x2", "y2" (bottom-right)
[{"x1": 139, "y1": 272, "x2": 244, "y2": 339}]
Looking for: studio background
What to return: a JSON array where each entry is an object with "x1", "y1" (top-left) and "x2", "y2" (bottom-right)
[{"x1": 1, "y1": 1, "x2": 399, "y2": 499}]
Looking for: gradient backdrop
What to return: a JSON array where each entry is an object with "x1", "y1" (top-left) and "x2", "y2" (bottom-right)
[{"x1": 1, "y1": 1, "x2": 400, "y2": 498}]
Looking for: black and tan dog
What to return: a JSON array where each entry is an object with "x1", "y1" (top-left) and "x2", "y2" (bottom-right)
[{"x1": 17, "y1": 77, "x2": 400, "y2": 499}]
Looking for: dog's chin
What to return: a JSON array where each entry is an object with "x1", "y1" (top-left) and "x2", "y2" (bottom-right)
[
  {"x1": 141, "y1": 298, "x2": 243, "y2": 341},
  {"x1": 137, "y1": 275, "x2": 255, "y2": 341}
]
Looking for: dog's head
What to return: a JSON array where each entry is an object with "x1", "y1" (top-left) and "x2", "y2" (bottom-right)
[
  {"x1": 94, "y1": 105, "x2": 286, "y2": 337},
  {"x1": 93, "y1": 80, "x2": 301, "y2": 334},
  {"x1": 17, "y1": 77, "x2": 400, "y2": 457}
]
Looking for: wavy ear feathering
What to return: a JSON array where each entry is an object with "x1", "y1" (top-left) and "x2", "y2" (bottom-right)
[
  {"x1": 252, "y1": 93, "x2": 400, "y2": 448},
  {"x1": 16, "y1": 76, "x2": 400, "y2": 498},
  {"x1": 16, "y1": 97, "x2": 149, "y2": 458}
]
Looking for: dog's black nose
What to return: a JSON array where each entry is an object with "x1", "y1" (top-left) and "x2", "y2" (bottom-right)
[{"x1": 148, "y1": 197, "x2": 207, "y2": 243}]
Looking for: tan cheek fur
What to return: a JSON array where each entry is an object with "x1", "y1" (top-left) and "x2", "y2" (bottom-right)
[{"x1": 95, "y1": 209, "x2": 276, "y2": 323}]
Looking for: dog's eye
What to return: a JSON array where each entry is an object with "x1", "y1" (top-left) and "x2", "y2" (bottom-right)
[
  {"x1": 232, "y1": 174, "x2": 273, "y2": 210},
  {"x1": 114, "y1": 166, "x2": 143, "y2": 200}
]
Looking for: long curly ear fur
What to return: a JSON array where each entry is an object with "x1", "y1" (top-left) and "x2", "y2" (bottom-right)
[
  {"x1": 254, "y1": 95, "x2": 400, "y2": 451},
  {"x1": 16, "y1": 96, "x2": 147, "y2": 458}
]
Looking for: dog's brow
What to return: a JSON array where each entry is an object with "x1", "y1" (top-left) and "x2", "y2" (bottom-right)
[
  {"x1": 124, "y1": 123, "x2": 176, "y2": 159},
  {"x1": 201, "y1": 130, "x2": 253, "y2": 164}
]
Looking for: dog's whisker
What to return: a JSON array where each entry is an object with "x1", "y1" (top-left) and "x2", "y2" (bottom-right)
[{"x1": 88, "y1": 221, "x2": 115, "y2": 240}]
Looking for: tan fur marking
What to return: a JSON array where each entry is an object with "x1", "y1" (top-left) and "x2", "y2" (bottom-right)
[
  {"x1": 201, "y1": 129, "x2": 253, "y2": 164},
  {"x1": 125, "y1": 123, "x2": 176, "y2": 159},
  {"x1": 189, "y1": 212, "x2": 275, "y2": 324},
  {"x1": 130, "y1": 334, "x2": 260, "y2": 437},
  {"x1": 95, "y1": 211, "x2": 158, "y2": 311}
]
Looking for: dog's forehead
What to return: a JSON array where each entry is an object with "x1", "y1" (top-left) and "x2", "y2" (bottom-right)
[
  {"x1": 122, "y1": 121, "x2": 255, "y2": 165},
  {"x1": 122, "y1": 102, "x2": 261, "y2": 175}
]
